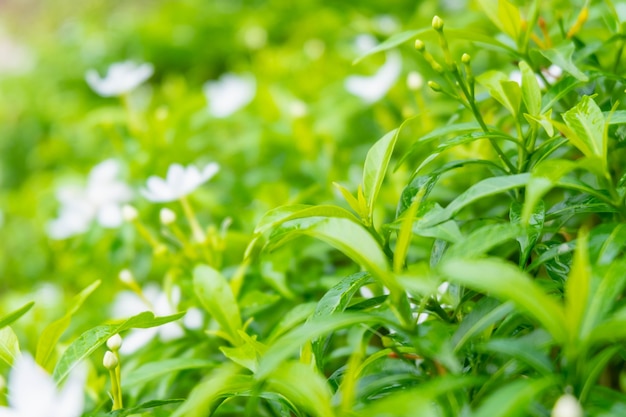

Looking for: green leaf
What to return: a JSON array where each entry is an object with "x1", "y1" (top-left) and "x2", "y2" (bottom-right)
[
  {"x1": 420, "y1": 174, "x2": 530, "y2": 228},
  {"x1": 481, "y1": 335, "x2": 554, "y2": 375},
  {"x1": 311, "y1": 272, "x2": 373, "y2": 368},
  {"x1": 396, "y1": 122, "x2": 481, "y2": 170},
  {"x1": 561, "y1": 96, "x2": 606, "y2": 169},
  {"x1": 220, "y1": 331, "x2": 266, "y2": 372},
  {"x1": 472, "y1": 378, "x2": 556, "y2": 417},
  {"x1": 333, "y1": 182, "x2": 367, "y2": 219},
  {"x1": 472, "y1": 377, "x2": 556, "y2": 417},
  {"x1": 254, "y1": 204, "x2": 360, "y2": 235},
  {"x1": 124, "y1": 358, "x2": 216, "y2": 388},
  {"x1": 53, "y1": 310, "x2": 185, "y2": 383},
  {"x1": 91, "y1": 399, "x2": 185, "y2": 417},
  {"x1": 522, "y1": 159, "x2": 577, "y2": 223},
  {"x1": 266, "y1": 217, "x2": 393, "y2": 289},
  {"x1": 497, "y1": 0, "x2": 522, "y2": 42},
  {"x1": 476, "y1": 0, "x2": 521, "y2": 42},
  {"x1": 510, "y1": 201, "x2": 544, "y2": 267},
  {"x1": 194, "y1": 264, "x2": 243, "y2": 346},
  {"x1": 266, "y1": 361, "x2": 334, "y2": 417},
  {"x1": 266, "y1": 302, "x2": 317, "y2": 344},
  {"x1": 452, "y1": 297, "x2": 514, "y2": 351},
  {"x1": 539, "y1": 42, "x2": 589, "y2": 81},
  {"x1": 564, "y1": 230, "x2": 591, "y2": 349},
  {"x1": 36, "y1": 280, "x2": 101, "y2": 369},
  {"x1": 595, "y1": 223, "x2": 626, "y2": 265},
  {"x1": 581, "y1": 260, "x2": 626, "y2": 342},
  {"x1": 256, "y1": 313, "x2": 390, "y2": 380},
  {"x1": 440, "y1": 258, "x2": 567, "y2": 343},
  {"x1": 444, "y1": 222, "x2": 524, "y2": 260},
  {"x1": 0, "y1": 326, "x2": 20, "y2": 366},
  {"x1": 476, "y1": 71, "x2": 522, "y2": 116},
  {"x1": 171, "y1": 364, "x2": 252, "y2": 417},
  {"x1": 362, "y1": 129, "x2": 399, "y2": 224},
  {"x1": 519, "y1": 61, "x2": 541, "y2": 117},
  {"x1": 0, "y1": 301, "x2": 34, "y2": 330},
  {"x1": 359, "y1": 376, "x2": 479, "y2": 417}
]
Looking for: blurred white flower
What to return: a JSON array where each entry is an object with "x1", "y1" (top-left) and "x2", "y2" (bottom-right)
[
  {"x1": 141, "y1": 163, "x2": 219, "y2": 203},
  {"x1": 354, "y1": 34, "x2": 378, "y2": 55},
  {"x1": 551, "y1": 393, "x2": 583, "y2": 417},
  {"x1": 85, "y1": 61, "x2": 153, "y2": 97},
  {"x1": 510, "y1": 64, "x2": 563, "y2": 89},
  {"x1": 345, "y1": 51, "x2": 402, "y2": 103},
  {"x1": 203, "y1": 73, "x2": 256, "y2": 118},
  {"x1": 112, "y1": 284, "x2": 202, "y2": 354},
  {"x1": 0, "y1": 35, "x2": 35, "y2": 75},
  {"x1": 47, "y1": 159, "x2": 133, "y2": 239},
  {"x1": 0, "y1": 354, "x2": 85, "y2": 417},
  {"x1": 407, "y1": 71, "x2": 424, "y2": 91},
  {"x1": 374, "y1": 15, "x2": 400, "y2": 35}
]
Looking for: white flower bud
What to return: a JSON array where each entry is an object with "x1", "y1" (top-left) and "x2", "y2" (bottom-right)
[
  {"x1": 159, "y1": 208, "x2": 176, "y2": 225},
  {"x1": 551, "y1": 394, "x2": 583, "y2": 417},
  {"x1": 118, "y1": 269, "x2": 135, "y2": 284},
  {"x1": 103, "y1": 351, "x2": 119, "y2": 370},
  {"x1": 106, "y1": 334, "x2": 123, "y2": 351},
  {"x1": 407, "y1": 71, "x2": 424, "y2": 91},
  {"x1": 122, "y1": 204, "x2": 138, "y2": 222}
]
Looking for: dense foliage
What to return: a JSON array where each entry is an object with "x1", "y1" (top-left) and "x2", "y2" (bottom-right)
[{"x1": 2, "y1": 0, "x2": 626, "y2": 416}]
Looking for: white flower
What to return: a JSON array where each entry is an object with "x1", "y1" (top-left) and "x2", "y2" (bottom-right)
[
  {"x1": 551, "y1": 394, "x2": 583, "y2": 417},
  {"x1": 0, "y1": 354, "x2": 85, "y2": 417},
  {"x1": 0, "y1": 35, "x2": 35, "y2": 75},
  {"x1": 85, "y1": 61, "x2": 153, "y2": 97},
  {"x1": 159, "y1": 208, "x2": 177, "y2": 225},
  {"x1": 141, "y1": 163, "x2": 219, "y2": 203},
  {"x1": 345, "y1": 50, "x2": 402, "y2": 103},
  {"x1": 407, "y1": 71, "x2": 424, "y2": 91},
  {"x1": 203, "y1": 73, "x2": 256, "y2": 118},
  {"x1": 112, "y1": 284, "x2": 202, "y2": 354},
  {"x1": 510, "y1": 64, "x2": 563, "y2": 89},
  {"x1": 47, "y1": 159, "x2": 133, "y2": 239}
]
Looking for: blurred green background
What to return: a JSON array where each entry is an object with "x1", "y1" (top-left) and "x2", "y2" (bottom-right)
[{"x1": 0, "y1": 0, "x2": 544, "y2": 350}]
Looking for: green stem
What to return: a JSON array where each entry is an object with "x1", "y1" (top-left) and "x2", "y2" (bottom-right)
[
  {"x1": 109, "y1": 367, "x2": 123, "y2": 411},
  {"x1": 180, "y1": 196, "x2": 206, "y2": 243},
  {"x1": 452, "y1": 69, "x2": 516, "y2": 174}
]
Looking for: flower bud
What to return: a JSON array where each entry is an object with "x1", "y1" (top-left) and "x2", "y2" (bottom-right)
[
  {"x1": 432, "y1": 16, "x2": 444, "y2": 31},
  {"x1": 428, "y1": 81, "x2": 442, "y2": 92},
  {"x1": 414, "y1": 39, "x2": 425, "y2": 51},
  {"x1": 107, "y1": 334, "x2": 123, "y2": 351},
  {"x1": 551, "y1": 394, "x2": 583, "y2": 417},
  {"x1": 159, "y1": 208, "x2": 176, "y2": 225},
  {"x1": 407, "y1": 71, "x2": 424, "y2": 91},
  {"x1": 118, "y1": 269, "x2": 135, "y2": 285},
  {"x1": 103, "y1": 351, "x2": 119, "y2": 370},
  {"x1": 122, "y1": 204, "x2": 138, "y2": 222},
  {"x1": 461, "y1": 53, "x2": 471, "y2": 64}
]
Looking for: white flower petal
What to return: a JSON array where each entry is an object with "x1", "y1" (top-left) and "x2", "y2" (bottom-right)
[
  {"x1": 88, "y1": 159, "x2": 120, "y2": 183},
  {"x1": 159, "y1": 322, "x2": 184, "y2": 341},
  {"x1": 85, "y1": 61, "x2": 153, "y2": 97},
  {"x1": 345, "y1": 51, "x2": 402, "y2": 103},
  {"x1": 201, "y1": 163, "x2": 220, "y2": 182},
  {"x1": 8, "y1": 355, "x2": 57, "y2": 415},
  {"x1": 166, "y1": 164, "x2": 187, "y2": 192},
  {"x1": 183, "y1": 307, "x2": 204, "y2": 330},
  {"x1": 119, "y1": 328, "x2": 159, "y2": 355},
  {"x1": 96, "y1": 204, "x2": 123, "y2": 228},
  {"x1": 181, "y1": 166, "x2": 203, "y2": 195},
  {"x1": 204, "y1": 73, "x2": 256, "y2": 118},
  {"x1": 55, "y1": 364, "x2": 86, "y2": 417}
]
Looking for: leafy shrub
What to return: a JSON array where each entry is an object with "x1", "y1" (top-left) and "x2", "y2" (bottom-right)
[{"x1": 1, "y1": 1, "x2": 626, "y2": 416}]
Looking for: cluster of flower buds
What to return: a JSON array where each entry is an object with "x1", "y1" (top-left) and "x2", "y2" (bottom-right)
[{"x1": 103, "y1": 334, "x2": 124, "y2": 411}]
